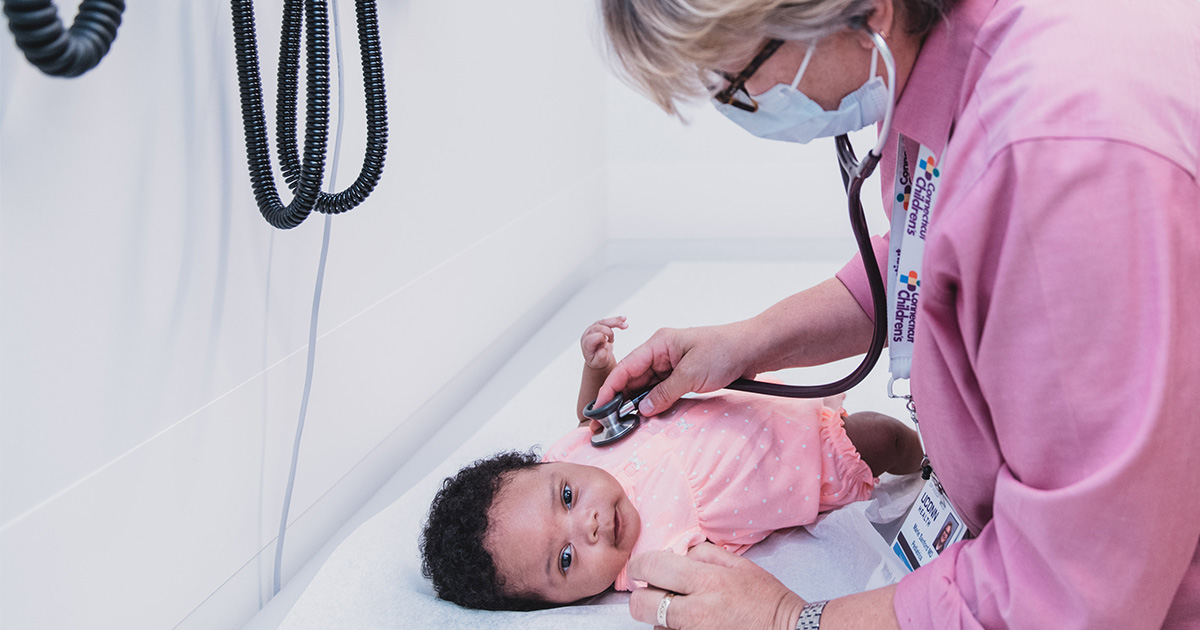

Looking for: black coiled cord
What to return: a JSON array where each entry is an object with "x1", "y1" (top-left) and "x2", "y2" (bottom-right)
[
  {"x1": 3, "y1": 0, "x2": 125, "y2": 77},
  {"x1": 231, "y1": 0, "x2": 387, "y2": 229},
  {"x1": 275, "y1": 0, "x2": 387, "y2": 215}
]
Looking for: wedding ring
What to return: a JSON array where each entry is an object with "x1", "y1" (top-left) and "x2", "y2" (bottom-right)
[{"x1": 656, "y1": 591, "x2": 676, "y2": 628}]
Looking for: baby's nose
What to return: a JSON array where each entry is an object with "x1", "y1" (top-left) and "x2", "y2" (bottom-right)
[{"x1": 578, "y1": 509, "x2": 600, "y2": 543}]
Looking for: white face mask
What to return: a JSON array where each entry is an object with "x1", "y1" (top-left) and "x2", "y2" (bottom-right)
[{"x1": 714, "y1": 40, "x2": 891, "y2": 144}]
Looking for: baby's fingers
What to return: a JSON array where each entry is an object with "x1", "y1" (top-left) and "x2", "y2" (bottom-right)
[
  {"x1": 582, "y1": 330, "x2": 611, "y2": 353},
  {"x1": 581, "y1": 331, "x2": 615, "y2": 368},
  {"x1": 583, "y1": 316, "x2": 627, "y2": 341},
  {"x1": 587, "y1": 346, "x2": 612, "y2": 368},
  {"x1": 597, "y1": 315, "x2": 628, "y2": 331}
]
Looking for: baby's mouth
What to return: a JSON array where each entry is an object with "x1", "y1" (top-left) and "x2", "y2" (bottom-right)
[{"x1": 613, "y1": 506, "x2": 621, "y2": 546}]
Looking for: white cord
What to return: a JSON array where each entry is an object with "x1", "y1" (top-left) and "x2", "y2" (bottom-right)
[{"x1": 272, "y1": 0, "x2": 347, "y2": 597}]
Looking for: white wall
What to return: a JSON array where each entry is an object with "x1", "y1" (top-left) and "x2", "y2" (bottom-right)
[
  {"x1": 606, "y1": 75, "x2": 887, "y2": 246},
  {"x1": 1, "y1": 3, "x2": 893, "y2": 629},
  {"x1": 0, "y1": 2, "x2": 607, "y2": 629}
]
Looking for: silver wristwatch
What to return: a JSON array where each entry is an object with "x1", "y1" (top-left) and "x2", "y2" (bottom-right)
[{"x1": 796, "y1": 599, "x2": 829, "y2": 630}]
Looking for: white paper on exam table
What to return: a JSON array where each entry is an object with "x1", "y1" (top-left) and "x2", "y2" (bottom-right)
[{"x1": 276, "y1": 467, "x2": 919, "y2": 630}]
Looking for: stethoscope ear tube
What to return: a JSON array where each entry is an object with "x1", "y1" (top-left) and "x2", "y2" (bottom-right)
[{"x1": 725, "y1": 137, "x2": 888, "y2": 399}]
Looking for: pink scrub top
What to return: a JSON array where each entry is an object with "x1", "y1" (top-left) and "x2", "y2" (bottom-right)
[
  {"x1": 543, "y1": 391, "x2": 875, "y2": 591},
  {"x1": 835, "y1": 0, "x2": 1200, "y2": 627}
]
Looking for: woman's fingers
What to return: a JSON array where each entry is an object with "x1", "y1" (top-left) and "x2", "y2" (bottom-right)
[
  {"x1": 685, "y1": 541, "x2": 752, "y2": 569},
  {"x1": 636, "y1": 327, "x2": 738, "y2": 416},
  {"x1": 597, "y1": 328, "x2": 692, "y2": 410},
  {"x1": 630, "y1": 587, "x2": 686, "y2": 629},
  {"x1": 596, "y1": 341, "x2": 658, "y2": 407},
  {"x1": 639, "y1": 371, "x2": 691, "y2": 417},
  {"x1": 626, "y1": 544, "x2": 756, "y2": 594},
  {"x1": 626, "y1": 546, "x2": 808, "y2": 630},
  {"x1": 628, "y1": 549, "x2": 706, "y2": 595},
  {"x1": 597, "y1": 322, "x2": 756, "y2": 413}
]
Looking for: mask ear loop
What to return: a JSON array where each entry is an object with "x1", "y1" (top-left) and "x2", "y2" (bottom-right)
[{"x1": 789, "y1": 41, "x2": 817, "y2": 90}]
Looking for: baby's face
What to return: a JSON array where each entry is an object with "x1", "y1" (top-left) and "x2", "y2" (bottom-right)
[{"x1": 485, "y1": 462, "x2": 641, "y2": 604}]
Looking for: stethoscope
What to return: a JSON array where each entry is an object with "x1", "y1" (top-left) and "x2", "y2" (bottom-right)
[{"x1": 586, "y1": 26, "x2": 897, "y2": 447}]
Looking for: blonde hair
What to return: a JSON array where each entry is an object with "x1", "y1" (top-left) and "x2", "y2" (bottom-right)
[{"x1": 599, "y1": 0, "x2": 953, "y2": 117}]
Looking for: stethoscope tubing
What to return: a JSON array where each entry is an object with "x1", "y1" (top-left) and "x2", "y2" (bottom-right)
[
  {"x1": 724, "y1": 138, "x2": 887, "y2": 399},
  {"x1": 588, "y1": 153, "x2": 886, "y2": 445},
  {"x1": 725, "y1": 26, "x2": 896, "y2": 399}
]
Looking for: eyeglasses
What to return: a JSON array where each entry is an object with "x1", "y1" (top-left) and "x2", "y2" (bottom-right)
[{"x1": 712, "y1": 39, "x2": 785, "y2": 112}]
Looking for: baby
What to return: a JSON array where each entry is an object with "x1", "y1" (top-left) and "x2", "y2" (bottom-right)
[{"x1": 420, "y1": 317, "x2": 923, "y2": 610}]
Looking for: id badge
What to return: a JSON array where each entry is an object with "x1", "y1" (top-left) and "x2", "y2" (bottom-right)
[{"x1": 889, "y1": 473, "x2": 966, "y2": 572}]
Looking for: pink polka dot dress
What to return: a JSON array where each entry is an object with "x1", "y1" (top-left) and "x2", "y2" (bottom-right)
[{"x1": 543, "y1": 391, "x2": 876, "y2": 591}]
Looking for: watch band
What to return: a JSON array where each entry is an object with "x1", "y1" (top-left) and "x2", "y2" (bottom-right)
[{"x1": 796, "y1": 599, "x2": 829, "y2": 630}]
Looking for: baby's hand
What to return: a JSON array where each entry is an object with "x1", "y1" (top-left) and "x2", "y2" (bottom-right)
[{"x1": 581, "y1": 316, "x2": 628, "y2": 370}]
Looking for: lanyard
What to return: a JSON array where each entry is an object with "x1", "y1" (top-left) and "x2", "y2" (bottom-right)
[
  {"x1": 880, "y1": 136, "x2": 970, "y2": 571},
  {"x1": 885, "y1": 134, "x2": 943, "y2": 463},
  {"x1": 886, "y1": 136, "x2": 941, "y2": 389}
]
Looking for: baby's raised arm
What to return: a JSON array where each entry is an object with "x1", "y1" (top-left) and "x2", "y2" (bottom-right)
[{"x1": 577, "y1": 316, "x2": 627, "y2": 424}]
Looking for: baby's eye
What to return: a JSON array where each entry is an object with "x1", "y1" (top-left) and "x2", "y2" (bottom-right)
[
  {"x1": 559, "y1": 544, "x2": 574, "y2": 574},
  {"x1": 562, "y1": 484, "x2": 573, "y2": 509}
]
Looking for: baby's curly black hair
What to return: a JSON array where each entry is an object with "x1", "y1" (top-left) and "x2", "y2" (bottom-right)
[{"x1": 419, "y1": 449, "x2": 549, "y2": 610}]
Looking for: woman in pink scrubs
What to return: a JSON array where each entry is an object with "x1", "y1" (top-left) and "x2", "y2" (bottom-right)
[{"x1": 595, "y1": 0, "x2": 1200, "y2": 628}]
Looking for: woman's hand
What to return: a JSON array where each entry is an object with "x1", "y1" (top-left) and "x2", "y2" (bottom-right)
[
  {"x1": 627, "y1": 543, "x2": 806, "y2": 630},
  {"x1": 596, "y1": 278, "x2": 877, "y2": 417},
  {"x1": 596, "y1": 321, "x2": 760, "y2": 417},
  {"x1": 580, "y1": 316, "x2": 627, "y2": 370}
]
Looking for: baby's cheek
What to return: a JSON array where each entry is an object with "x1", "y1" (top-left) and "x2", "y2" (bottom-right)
[{"x1": 604, "y1": 548, "x2": 632, "y2": 587}]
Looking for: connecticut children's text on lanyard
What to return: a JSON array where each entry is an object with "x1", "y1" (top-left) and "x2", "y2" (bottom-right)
[{"x1": 884, "y1": 135, "x2": 968, "y2": 572}]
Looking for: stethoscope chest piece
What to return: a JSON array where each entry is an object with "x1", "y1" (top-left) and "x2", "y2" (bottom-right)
[{"x1": 585, "y1": 390, "x2": 649, "y2": 447}]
